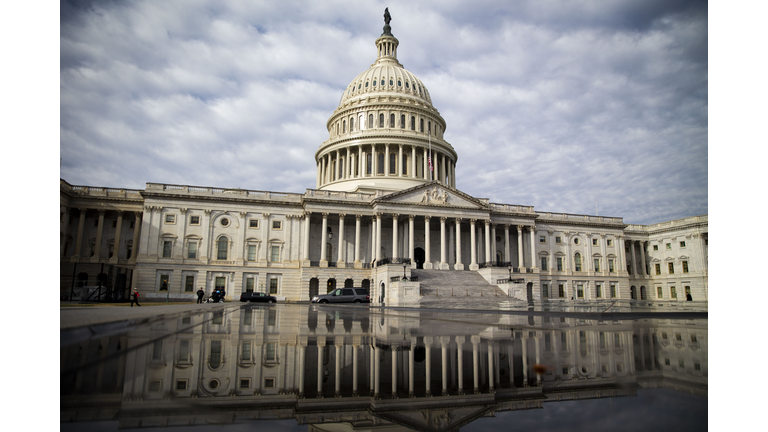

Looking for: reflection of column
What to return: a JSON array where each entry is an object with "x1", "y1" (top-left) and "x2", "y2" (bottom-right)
[
  {"x1": 440, "y1": 217, "x2": 448, "y2": 269},
  {"x1": 455, "y1": 219, "x2": 463, "y2": 270},
  {"x1": 409, "y1": 338, "x2": 416, "y2": 397},
  {"x1": 424, "y1": 336, "x2": 433, "y2": 396},
  {"x1": 470, "y1": 219, "x2": 478, "y2": 270},
  {"x1": 316, "y1": 338, "x2": 325, "y2": 398},
  {"x1": 508, "y1": 339, "x2": 515, "y2": 388},
  {"x1": 298, "y1": 338, "x2": 307, "y2": 397},
  {"x1": 456, "y1": 336, "x2": 465, "y2": 394},
  {"x1": 534, "y1": 335, "x2": 541, "y2": 386},
  {"x1": 522, "y1": 335, "x2": 529, "y2": 387},
  {"x1": 320, "y1": 213, "x2": 328, "y2": 265},
  {"x1": 374, "y1": 345, "x2": 381, "y2": 398},
  {"x1": 354, "y1": 215, "x2": 361, "y2": 266},
  {"x1": 488, "y1": 341, "x2": 495, "y2": 393},
  {"x1": 335, "y1": 337, "x2": 343, "y2": 397},
  {"x1": 352, "y1": 340, "x2": 360, "y2": 396},
  {"x1": 441, "y1": 337, "x2": 449, "y2": 396},
  {"x1": 471, "y1": 335, "x2": 480, "y2": 393},
  {"x1": 650, "y1": 333, "x2": 657, "y2": 370},
  {"x1": 391, "y1": 347, "x2": 398, "y2": 398},
  {"x1": 424, "y1": 216, "x2": 432, "y2": 269},
  {"x1": 638, "y1": 331, "x2": 646, "y2": 371}
]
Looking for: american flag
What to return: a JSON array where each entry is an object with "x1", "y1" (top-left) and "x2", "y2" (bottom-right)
[{"x1": 428, "y1": 152, "x2": 433, "y2": 173}]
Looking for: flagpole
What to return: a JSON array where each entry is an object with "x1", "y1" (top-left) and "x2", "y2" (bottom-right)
[{"x1": 428, "y1": 129, "x2": 432, "y2": 181}]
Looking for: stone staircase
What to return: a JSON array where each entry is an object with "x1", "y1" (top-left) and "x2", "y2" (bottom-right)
[{"x1": 411, "y1": 269, "x2": 526, "y2": 307}]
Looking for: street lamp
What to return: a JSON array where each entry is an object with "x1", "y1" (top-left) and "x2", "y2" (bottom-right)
[
  {"x1": 402, "y1": 264, "x2": 407, "y2": 281},
  {"x1": 508, "y1": 266, "x2": 513, "y2": 282}
]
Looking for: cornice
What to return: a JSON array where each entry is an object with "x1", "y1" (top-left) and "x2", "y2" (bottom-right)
[
  {"x1": 140, "y1": 191, "x2": 304, "y2": 210},
  {"x1": 317, "y1": 134, "x2": 456, "y2": 159}
]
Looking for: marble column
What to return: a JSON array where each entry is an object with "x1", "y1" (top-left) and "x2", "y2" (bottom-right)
[
  {"x1": 517, "y1": 225, "x2": 525, "y2": 269},
  {"x1": 411, "y1": 146, "x2": 417, "y2": 179},
  {"x1": 456, "y1": 336, "x2": 465, "y2": 394},
  {"x1": 424, "y1": 337, "x2": 433, "y2": 396},
  {"x1": 320, "y1": 213, "x2": 328, "y2": 265},
  {"x1": 469, "y1": 219, "x2": 478, "y2": 270},
  {"x1": 455, "y1": 219, "x2": 463, "y2": 270},
  {"x1": 130, "y1": 211, "x2": 142, "y2": 261},
  {"x1": 504, "y1": 225, "x2": 510, "y2": 263},
  {"x1": 409, "y1": 215, "x2": 415, "y2": 266},
  {"x1": 441, "y1": 337, "x2": 449, "y2": 396},
  {"x1": 392, "y1": 214, "x2": 399, "y2": 259},
  {"x1": 316, "y1": 338, "x2": 325, "y2": 398},
  {"x1": 484, "y1": 221, "x2": 491, "y2": 265},
  {"x1": 640, "y1": 241, "x2": 647, "y2": 276},
  {"x1": 529, "y1": 226, "x2": 537, "y2": 269},
  {"x1": 440, "y1": 217, "x2": 448, "y2": 269},
  {"x1": 110, "y1": 211, "x2": 124, "y2": 263},
  {"x1": 335, "y1": 338, "x2": 343, "y2": 397},
  {"x1": 488, "y1": 341, "x2": 495, "y2": 392},
  {"x1": 337, "y1": 214, "x2": 345, "y2": 266},
  {"x1": 376, "y1": 213, "x2": 383, "y2": 261},
  {"x1": 398, "y1": 144, "x2": 404, "y2": 176},
  {"x1": 471, "y1": 336, "x2": 480, "y2": 393},
  {"x1": 91, "y1": 210, "x2": 105, "y2": 262},
  {"x1": 424, "y1": 216, "x2": 432, "y2": 269},
  {"x1": 354, "y1": 215, "x2": 361, "y2": 266},
  {"x1": 385, "y1": 144, "x2": 390, "y2": 177},
  {"x1": 391, "y1": 347, "x2": 398, "y2": 398},
  {"x1": 630, "y1": 240, "x2": 638, "y2": 276}
]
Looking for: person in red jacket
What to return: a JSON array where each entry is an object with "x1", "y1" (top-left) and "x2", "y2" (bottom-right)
[{"x1": 131, "y1": 290, "x2": 141, "y2": 307}]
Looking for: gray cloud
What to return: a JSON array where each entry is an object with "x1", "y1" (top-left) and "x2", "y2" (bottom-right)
[{"x1": 60, "y1": 0, "x2": 707, "y2": 224}]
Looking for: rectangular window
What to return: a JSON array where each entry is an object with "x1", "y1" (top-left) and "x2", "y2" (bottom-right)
[
  {"x1": 596, "y1": 284, "x2": 602, "y2": 298},
  {"x1": 176, "y1": 380, "x2": 187, "y2": 390},
  {"x1": 594, "y1": 259, "x2": 600, "y2": 272},
  {"x1": 599, "y1": 332, "x2": 606, "y2": 349},
  {"x1": 690, "y1": 334, "x2": 698, "y2": 342},
  {"x1": 249, "y1": 219, "x2": 258, "y2": 228},
  {"x1": 163, "y1": 241, "x2": 172, "y2": 258},
  {"x1": 270, "y1": 246, "x2": 280, "y2": 262},
  {"x1": 609, "y1": 259, "x2": 614, "y2": 272},
  {"x1": 185, "y1": 275, "x2": 194, "y2": 292},
  {"x1": 657, "y1": 286, "x2": 663, "y2": 299},
  {"x1": 614, "y1": 333, "x2": 621, "y2": 347},
  {"x1": 671, "y1": 286, "x2": 677, "y2": 299},
  {"x1": 241, "y1": 342, "x2": 252, "y2": 362},
  {"x1": 662, "y1": 332, "x2": 668, "y2": 339},
  {"x1": 655, "y1": 263, "x2": 661, "y2": 275},
  {"x1": 577, "y1": 284, "x2": 584, "y2": 298},
  {"x1": 187, "y1": 242, "x2": 197, "y2": 259},
  {"x1": 694, "y1": 362, "x2": 701, "y2": 371},
  {"x1": 272, "y1": 220, "x2": 282, "y2": 230},
  {"x1": 269, "y1": 278, "x2": 278, "y2": 294},
  {"x1": 682, "y1": 261, "x2": 689, "y2": 273},
  {"x1": 668, "y1": 262, "x2": 674, "y2": 274},
  {"x1": 267, "y1": 309, "x2": 277, "y2": 326},
  {"x1": 679, "y1": 360, "x2": 685, "y2": 368},
  {"x1": 215, "y1": 276, "x2": 226, "y2": 291},
  {"x1": 212, "y1": 311, "x2": 223, "y2": 325},
  {"x1": 165, "y1": 214, "x2": 176, "y2": 224},
  {"x1": 179, "y1": 340, "x2": 189, "y2": 361},
  {"x1": 665, "y1": 358, "x2": 671, "y2": 366},
  {"x1": 555, "y1": 236, "x2": 561, "y2": 244},
  {"x1": 542, "y1": 283, "x2": 549, "y2": 298},
  {"x1": 541, "y1": 257, "x2": 548, "y2": 271},
  {"x1": 666, "y1": 243, "x2": 672, "y2": 250},
  {"x1": 610, "y1": 284, "x2": 616, "y2": 298},
  {"x1": 264, "y1": 378, "x2": 275, "y2": 388},
  {"x1": 592, "y1": 238, "x2": 598, "y2": 246},
  {"x1": 247, "y1": 245, "x2": 256, "y2": 261},
  {"x1": 189, "y1": 215, "x2": 200, "y2": 225},
  {"x1": 246, "y1": 278, "x2": 254, "y2": 292},
  {"x1": 560, "y1": 332, "x2": 568, "y2": 351},
  {"x1": 210, "y1": 340, "x2": 222, "y2": 366},
  {"x1": 680, "y1": 241, "x2": 686, "y2": 248},
  {"x1": 558, "y1": 284, "x2": 565, "y2": 298},
  {"x1": 266, "y1": 343, "x2": 276, "y2": 361},
  {"x1": 557, "y1": 257, "x2": 563, "y2": 271},
  {"x1": 653, "y1": 244, "x2": 659, "y2": 251},
  {"x1": 239, "y1": 378, "x2": 250, "y2": 389},
  {"x1": 607, "y1": 239, "x2": 613, "y2": 246},
  {"x1": 243, "y1": 308, "x2": 253, "y2": 326},
  {"x1": 152, "y1": 340, "x2": 163, "y2": 360},
  {"x1": 539, "y1": 235, "x2": 546, "y2": 243},
  {"x1": 159, "y1": 274, "x2": 169, "y2": 291}
]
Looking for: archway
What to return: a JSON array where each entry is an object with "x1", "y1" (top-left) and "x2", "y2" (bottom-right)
[
  {"x1": 526, "y1": 282, "x2": 533, "y2": 302},
  {"x1": 380, "y1": 282, "x2": 386, "y2": 304},
  {"x1": 344, "y1": 278, "x2": 354, "y2": 288},
  {"x1": 414, "y1": 247, "x2": 425, "y2": 269},
  {"x1": 309, "y1": 278, "x2": 319, "y2": 299},
  {"x1": 361, "y1": 279, "x2": 370, "y2": 291},
  {"x1": 640, "y1": 286, "x2": 646, "y2": 300},
  {"x1": 326, "y1": 278, "x2": 336, "y2": 293},
  {"x1": 76, "y1": 272, "x2": 89, "y2": 287},
  {"x1": 630, "y1": 286, "x2": 636, "y2": 300}
]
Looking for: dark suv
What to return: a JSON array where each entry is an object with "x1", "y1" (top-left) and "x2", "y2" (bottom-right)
[
  {"x1": 311, "y1": 288, "x2": 369, "y2": 304},
  {"x1": 240, "y1": 292, "x2": 277, "y2": 303}
]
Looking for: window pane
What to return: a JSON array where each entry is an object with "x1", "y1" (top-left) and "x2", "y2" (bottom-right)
[
  {"x1": 185, "y1": 276, "x2": 194, "y2": 292},
  {"x1": 210, "y1": 341, "x2": 221, "y2": 368},
  {"x1": 271, "y1": 246, "x2": 279, "y2": 262},
  {"x1": 266, "y1": 343, "x2": 276, "y2": 361},
  {"x1": 248, "y1": 245, "x2": 256, "y2": 261},
  {"x1": 269, "y1": 278, "x2": 278, "y2": 294},
  {"x1": 217, "y1": 238, "x2": 228, "y2": 260},
  {"x1": 188, "y1": 242, "x2": 197, "y2": 259},
  {"x1": 242, "y1": 342, "x2": 251, "y2": 362},
  {"x1": 246, "y1": 278, "x2": 254, "y2": 292},
  {"x1": 163, "y1": 241, "x2": 172, "y2": 258}
]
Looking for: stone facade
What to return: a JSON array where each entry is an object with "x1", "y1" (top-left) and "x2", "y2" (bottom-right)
[{"x1": 59, "y1": 18, "x2": 707, "y2": 305}]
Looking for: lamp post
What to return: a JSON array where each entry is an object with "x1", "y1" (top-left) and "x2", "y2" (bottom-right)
[
  {"x1": 508, "y1": 266, "x2": 513, "y2": 282},
  {"x1": 402, "y1": 264, "x2": 407, "y2": 281}
]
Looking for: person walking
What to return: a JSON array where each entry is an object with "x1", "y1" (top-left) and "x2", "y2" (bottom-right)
[
  {"x1": 197, "y1": 287, "x2": 205, "y2": 304},
  {"x1": 131, "y1": 290, "x2": 141, "y2": 307},
  {"x1": 686, "y1": 292, "x2": 693, "y2": 301}
]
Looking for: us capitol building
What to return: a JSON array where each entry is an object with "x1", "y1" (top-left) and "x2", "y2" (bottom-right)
[{"x1": 59, "y1": 14, "x2": 708, "y2": 305}]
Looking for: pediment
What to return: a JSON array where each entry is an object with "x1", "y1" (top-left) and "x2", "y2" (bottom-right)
[
  {"x1": 373, "y1": 181, "x2": 489, "y2": 210},
  {"x1": 373, "y1": 405, "x2": 495, "y2": 432}
]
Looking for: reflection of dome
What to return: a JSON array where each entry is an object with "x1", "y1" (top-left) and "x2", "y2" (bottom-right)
[{"x1": 316, "y1": 18, "x2": 457, "y2": 193}]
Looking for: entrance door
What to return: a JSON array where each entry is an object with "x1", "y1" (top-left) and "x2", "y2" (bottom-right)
[
  {"x1": 414, "y1": 247, "x2": 425, "y2": 269},
  {"x1": 326, "y1": 278, "x2": 336, "y2": 293},
  {"x1": 309, "y1": 278, "x2": 319, "y2": 299},
  {"x1": 380, "y1": 282, "x2": 386, "y2": 304},
  {"x1": 526, "y1": 282, "x2": 533, "y2": 302}
]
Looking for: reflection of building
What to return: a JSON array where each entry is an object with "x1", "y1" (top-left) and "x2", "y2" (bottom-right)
[
  {"x1": 59, "y1": 11, "x2": 708, "y2": 305},
  {"x1": 60, "y1": 305, "x2": 707, "y2": 430}
]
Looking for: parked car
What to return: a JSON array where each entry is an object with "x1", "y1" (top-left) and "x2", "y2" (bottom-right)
[
  {"x1": 240, "y1": 292, "x2": 277, "y2": 303},
  {"x1": 311, "y1": 288, "x2": 369, "y2": 304}
]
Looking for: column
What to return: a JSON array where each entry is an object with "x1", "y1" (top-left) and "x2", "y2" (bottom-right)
[
  {"x1": 517, "y1": 225, "x2": 524, "y2": 269},
  {"x1": 391, "y1": 347, "x2": 398, "y2": 398},
  {"x1": 73, "y1": 209, "x2": 87, "y2": 259},
  {"x1": 469, "y1": 219, "x2": 478, "y2": 270},
  {"x1": 316, "y1": 338, "x2": 325, "y2": 398},
  {"x1": 303, "y1": 213, "x2": 311, "y2": 262},
  {"x1": 376, "y1": 213, "x2": 383, "y2": 261},
  {"x1": 424, "y1": 216, "x2": 432, "y2": 269},
  {"x1": 298, "y1": 339, "x2": 307, "y2": 397},
  {"x1": 110, "y1": 211, "x2": 124, "y2": 263},
  {"x1": 337, "y1": 214, "x2": 345, "y2": 266},
  {"x1": 508, "y1": 339, "x2": 515, "y2": 388},
  {"x1": 529, "y1": 226, "x2": 537, "y2": 269},
  {"x1": 320, "y1": 156, "x2": 326, "y2": 186},
  {"x1": 409, "y1": 338, "x2": 416, "y2": 397},
  {"x1": 630, "y1": 240, "x2": 637, "y2": 276},
  {"x1": 503, "y1": 225, "x2": 510, "y2": 263},
  {"x1": 488, "y1": 342, "x2": 495, "y2": 392},
  {"x1": 398, "y1": 144, "x2": 404, "y2": 176},
  {"x1": 374, "y1": 345, "x2": 381, "y2": 398},
  {"x1": 471, "y1": 336, "x2": 480, "y2": 393},
  {"x1": 91, "y1": 210, "x2": 105, "y2": 262},
  {"x1": 411, "y1": 146, "x2": 416, "y2": 179},
  {"x1": 640, "y1": 241, "x2": 647, "y2": 276},
  {"x1": 130, "y1": 211, "x2": 142, "y2": 261},
  {"x1": 335, "y1": 338, "x2": 343, "y2": 397},
  {"x1": 359, "y1": 147, "x2": 364, "y2": 178},
  {"x1": 534, "y1": 336, "x2": 541, "y2": 386},
  {"x1": 564, "y1": 231, "x2": 571, "y2": 273},
  {"x1": 392, "y1": 214, "x2": 399, "y2": 259},
  {"x1": 320, "y1": 213, "x2": 328, "y2": 266},
  {"x1": 440, "y1": 217, "x2": 448, "y2": 269},
  {"x1": 490, "y1": 224, "x2": 496, "y2": 263},
  {"x1": 408, "y1": 216, "x2": 415, "y2": 266},
  {"x1": 440, "y1": 153, "x2": 446, "y2": 183},
  {"x1": 352, "y1": 340, "x2": 360, "y2": 396},
  {"x1": 618, "y1": 235, "x2": 627, "y2": 274},
  {"x1": 316, "y1": 161, "x2": 321, "y2": 186},
  {"x1": 455, "y1": 219, "x2": 463, "y2": 270},
  {"x1": 354, "y1": 215, "x2": 361, "y2": 267},
  {"x1": 424, "y1": 337, "x2": 432, "y2": 396},
  {"x1": 423, "y1": 148, "x2": 428, "y2": 180},
  {"x1": 441, "y1": 337, "x2": 449, "y2": 396},
  {"x1": 456, "y1": 336, "x2": 465, "y2": 394},
  {"x1": 521, "y1": 335, "x2": 529, "y2": 387},
  {"x1": 484, "y1": 221, "x2": 491, "y2": 265},
  {"x1": 263, "y1": 213, "x2": 271, "y2": 262},
  {"x1": 384, "y1": 144, "x2": 390, "y2": 177},
  {"x1": 371, "y1": 217, "x2": 377, "y2": 262}
]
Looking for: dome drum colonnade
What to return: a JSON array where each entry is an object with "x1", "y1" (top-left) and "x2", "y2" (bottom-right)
[{"x1": 316, "y1": 23, "x2": 456, "y2": 193}]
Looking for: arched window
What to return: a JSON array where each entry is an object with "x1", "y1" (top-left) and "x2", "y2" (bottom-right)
[
  {"x1": 343, "y1": 120, "x2": 346, "y2": 133},
  {"x1": 389, "y1": 153, "x2": 396, "y2": 174},
  {"x1": 574, "y1": 252, "x2": 582, "y2": 272},
  {"x1": 366, "y1": 153, "x2": 372, "y2": 174},
  {"x1": 405, "y1": 82, "x2": 410, "y2": 89},
  {"x1": 390, "y1": 79, "x2": 393, "y2": 86},
  {"x1": 428, "y1": 121, "x2": 431, "y2": 135},
  {"x1": 350, "y1": 118, "x2": 354, "y2": 131},
  {"x1": 339, "y1": 159, "x2": 344, "y2": 179},
  {"x1": 377, "y1": 153, "x2": 384, "y2": 174},
  {"x1": 217, "y1": 237, "x2": 228, "y2": 260},
  {"x1": 390, "y1": 113, "x2": 395, "y2": 127},
  {"x1": 380, "y1": 79, "x2": 384, "y2": 86},
  {"x1": 410, "y1": 116, "x2": 415, "y2": 130},
  {"x1": 368, "y1": 114, "x2": 374, "y2": 128},
  {"x1": 400, "y1": 115, "x2": 405, "y2": 129},
  {"x1": 379, "y1": 113, "x2": 384, "y2": 127},
  {"x1": 420, "y1": 118, "x2": 424, "y2": 132}
]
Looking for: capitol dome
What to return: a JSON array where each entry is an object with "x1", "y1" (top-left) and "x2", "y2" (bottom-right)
[{"x1": 315, "y1": 16, "x2": 457, "y2": 193}]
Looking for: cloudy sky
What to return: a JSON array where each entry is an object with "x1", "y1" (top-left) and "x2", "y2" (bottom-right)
[{"x1": 59, "y1": 0, "x2": 708, "y2": 225}]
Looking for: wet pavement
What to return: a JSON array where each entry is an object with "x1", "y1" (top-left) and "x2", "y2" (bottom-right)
[{"x1": 60, "y1": 302, "x2": 707, "y2": 431}]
